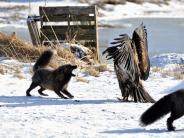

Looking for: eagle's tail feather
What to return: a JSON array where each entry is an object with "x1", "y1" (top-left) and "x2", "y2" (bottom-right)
[
  {"x1": 119, "y1": 80, "x2": 155, "y2": 103},
  {"x1": 137, "y1": 82, "x2": 155, "y2": 103}
]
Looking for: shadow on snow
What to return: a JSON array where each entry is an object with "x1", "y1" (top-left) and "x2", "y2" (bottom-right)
[
  {"x1": 101, "y1": 128, "x2": 166, "y2": 134},
  {"x1": 0, "y1": 96, "x2": 119, "y2": 107},
  {"x1": 101, "y1": 128, "x2": 184, "y2": 134}
]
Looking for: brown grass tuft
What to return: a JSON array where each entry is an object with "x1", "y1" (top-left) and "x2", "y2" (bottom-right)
[
  {"x1": 94, "y1": 64, "x2": 108, "y2": 72},
  {"x1": 13, "y1": 73, "x2": 25, "y2": 79},
  {"x1": 0, "y1": 64, "x2": 25, "y2": 79},
  {"x1": 0, "y1": 32, "x2": 43, "y2": 62},
  {"x1": 0, "y1": 32, "x2": 109, "y2": 77},
  {"x1": 76, "y1": 77, "x2": 90, "y2": 83},
  {"x1": 152, "y1": 67, "x2": 162, "y2": 73},
  {"x1": 82, "y1": 64, "x2": 109, "y2": 77},
  {"x1": 85, "y1": 66, "x2": 100, "y2": 77},
  {"x1": 152, "y1": 64, "x2": 184, "y2": 80}
]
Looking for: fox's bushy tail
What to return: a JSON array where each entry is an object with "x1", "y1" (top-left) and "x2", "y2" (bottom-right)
[
  {"x1": 140, "y1": 94, "x2": 172, "y2": 126},
  {"x1": 33, "y1": 49, "x2": 53, "y2": 72}
]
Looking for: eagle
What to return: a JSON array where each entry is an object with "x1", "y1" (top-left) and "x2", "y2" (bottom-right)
[{"x1": 103, "y1": 24, "x2": 155, "y2": 103}]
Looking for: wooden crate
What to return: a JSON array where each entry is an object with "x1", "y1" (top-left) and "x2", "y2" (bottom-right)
[
  {"x1": 27, "y1": 6, "x2": 99, "y2": 61},
  {"x1": 39, "y1": 6, "x2": 99, "y2": 61}
]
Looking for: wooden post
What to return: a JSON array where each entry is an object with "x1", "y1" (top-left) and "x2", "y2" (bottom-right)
[
  {"x1": 95, "y1": 5, "x2": 100, "y2": 62},
  {"x1": 27, "y1": 16, "x2": 41, "y2": 46}
]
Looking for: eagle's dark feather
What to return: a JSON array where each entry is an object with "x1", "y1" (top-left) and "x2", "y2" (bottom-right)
[{"x1": 103, "y1": 24, "x2": 154, "y2": 103}]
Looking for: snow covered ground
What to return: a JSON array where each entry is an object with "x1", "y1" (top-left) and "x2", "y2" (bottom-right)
[
  {"x1": 0, "y1": 53, "x2": 184, "y2": 138},
  {"x1": 99, "y1": 0, "x2": 184, "y2": 21}
]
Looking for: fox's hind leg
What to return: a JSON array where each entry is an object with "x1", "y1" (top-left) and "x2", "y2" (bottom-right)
[
  {"x1": 38, "y1": 87, "x2": 48, "y2": 96},
  {"x1": 62, "y1": 89, "x2": 74, "y2": 99},
  {"x1": 26, "y1": 82, "x2": 39, "y2": 96},
  {"x1": 167, "y1": 108, "x2": 183, "y2": 131}
]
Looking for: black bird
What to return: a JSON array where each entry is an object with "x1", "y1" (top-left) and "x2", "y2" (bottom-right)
[{"x1": 103, "y1": 24, "x2": 155, "y2": 103}]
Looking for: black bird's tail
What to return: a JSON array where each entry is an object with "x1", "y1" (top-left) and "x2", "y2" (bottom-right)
[
  {"x1": 118, "y1": 79, "x2": 155, "y2": 103},
  {"x1": 140, "y1": 94, "x2": 171, "y2": 126},
  {"x1": 133, "y1": 81, "x2": 155, "y2": 103},
  {"x1": 33, "y1": 49, "x2": 54, "y2": 72}
]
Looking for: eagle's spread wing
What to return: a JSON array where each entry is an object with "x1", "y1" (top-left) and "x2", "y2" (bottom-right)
[
  {"x1": 103, "y1": 34, "x2": 139, "y2": 83},
  {"x1": 132, "y1": 23, "x2": 150, "y2": 80}
]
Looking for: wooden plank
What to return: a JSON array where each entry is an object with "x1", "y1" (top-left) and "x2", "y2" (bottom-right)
[
  {"x1": 39, "y1": 6, "x2": 95, "y2": 16},
  {"x1": 40, "y1": 25, "x2": 97, "y2": 43},
  {"x1": 41, "y1": 28, "x2": 96, "y2": 36},
  {"x1": 42, "y1": 14, "x2": 69, "y2": 22},
  {"x1": 41, "y1": 25, "x2": 96, "y2": 31},
  {"x1": 42, "y1": 15, "x2": 95, "y2": 22},
  {"x1": 41, "y1": 25, "x2": 96, "y2": 35},
  {"x1": 40, "y1": 32, "x2": 96, "y2": 41}
]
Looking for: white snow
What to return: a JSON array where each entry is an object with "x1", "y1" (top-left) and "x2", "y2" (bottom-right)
[
  {"x1": 100, "y1": 0, "x2": 184, "y2": 21},
  {"x1": 0, "y1": 53, "x2": 184, "y2": 137}
]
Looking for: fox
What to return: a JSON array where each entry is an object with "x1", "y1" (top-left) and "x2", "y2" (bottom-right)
[
  {"x1": 26, "y1": 49, "x2": 77, "y2": 99},
  {"x1": 140, "y1": 89, "x2": 184, "y2": 131}
]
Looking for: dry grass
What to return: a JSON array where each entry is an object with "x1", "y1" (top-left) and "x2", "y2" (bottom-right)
[
  {"x1": 151, "y1": 67, "x2": 162, "y2": 73},
  {"x1": 0, "y1": 65, "x2": 6, "y2": 75},
  {"x1": 0, "y1": 32, "x2": 98, "y2": 67},
  {"x1": 173, "y1": 72, "x2": 184, "y2": 80},
  {"x1": 0, "y1": 32, "x2": 43, "y2": 62},
  {"x1": 152, "y1": 65, "x2": 184, "y2": 80},
  {"x1": 94, "y1": 64, "x2": 109, "y2": 72},
  {"x1": 0, "y1": 64, "x2": 25, "y2": 79},
  {"x1": 161, "y1": 71, "x2": 184, "y2": 80},
  {"x1": 0, "y1": 32, "x2": 78, "y2": 67},
  {"x1": 84, "y1": 64, "x2": 109, "y2": 77},
  {"x1": 0, "y1": 64, "x2": 19, "y2": 74},
  {"x1": 0, "y1": 32, "x2": 109, "y2": 77},
  {"x1": 13, "y1": 72, "x2": 25, "y2": 79},
  {"x1": 76, "y1": 77, "x2": 90, "y2": 83},
  {"x1": 85, "y1": 67, "x2": 100, "y2": 77}
]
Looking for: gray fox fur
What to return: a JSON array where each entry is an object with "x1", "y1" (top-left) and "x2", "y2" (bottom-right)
[{"x1": 26, "y1": 49, "x2": 77, "y2": 99}]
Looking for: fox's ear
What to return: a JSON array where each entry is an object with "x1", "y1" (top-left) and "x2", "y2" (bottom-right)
[{"x1": 71, "y1": 73, "x2": 76, "y2": 77}]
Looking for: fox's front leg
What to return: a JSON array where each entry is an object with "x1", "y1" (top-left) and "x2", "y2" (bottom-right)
[
  {"x1": 38, "y1": 87, "x2": 48, "y2": 96},
  {"x1": 54, "y1": 89, "x2": 68, "y2": 99},
  {"x1": 62, "y1": 89, "x2": 74, "y2": 99},
  {"x1": 26, "y1": 82, "x2": 39, "y2": 96}
]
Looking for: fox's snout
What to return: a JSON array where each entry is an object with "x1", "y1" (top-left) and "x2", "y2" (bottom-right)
[{"x1": 72, "y1": 65, "x2": 77, "y2": 69}]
